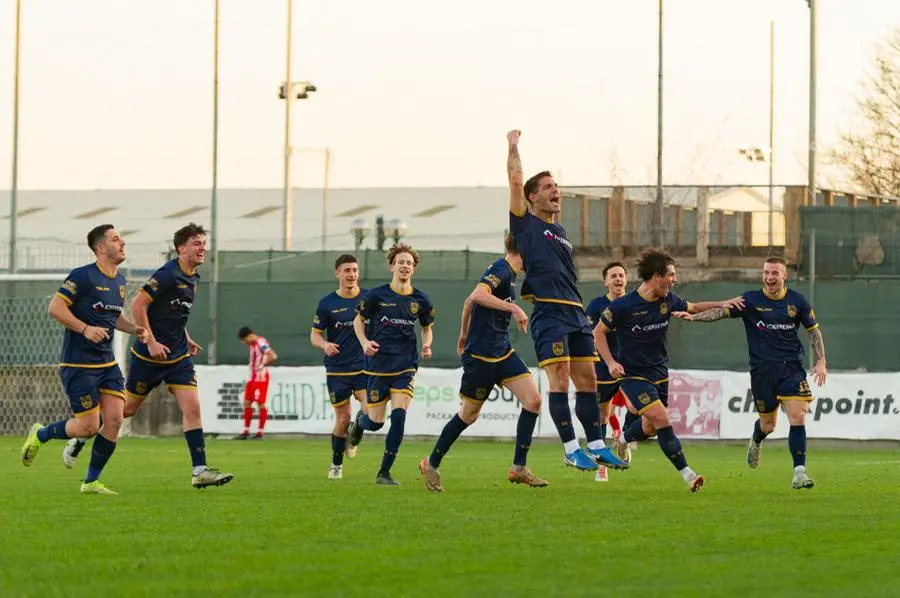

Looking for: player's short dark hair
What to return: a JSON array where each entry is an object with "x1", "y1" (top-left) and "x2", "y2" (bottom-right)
[
  {"x1": 602, "y1": 261, "x2": 627, "y2": 279},
  {"x1": 524, "y1": 170, "x2": 552, "y2": 204},
  {"x1": 87, "y1": 224, "x2": 115, "y2": 251},
  {"x1": 765, "y1": 256, "x2": 787, "y2": 267},
  {"x1": 387, "y1": 243, "x2": 420, "y2": 266},
  {"x1": 238, "y1": 326, "x2": 253, "y2": 339},
  {"x1": 334, "y1": 254, "x2": 358, "y2": 270},
  {"x1": 173, "y1": 223, "x2": 207, "y2": 249},
  {"x1": 504, "y1": 234, "x2": 518, "y2": 255},
  {"x1": 636, "y1": 247, "x2": 675, "y2": 282}
]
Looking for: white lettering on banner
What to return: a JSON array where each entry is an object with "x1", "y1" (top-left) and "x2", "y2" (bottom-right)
[{"x1": 196, "y1": 367, "x2": 900, "y2": 440}]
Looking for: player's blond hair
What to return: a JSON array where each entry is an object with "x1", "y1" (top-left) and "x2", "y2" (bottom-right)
[{"x1": 386, "y1": 243, "x2": 420, "y2": 267}]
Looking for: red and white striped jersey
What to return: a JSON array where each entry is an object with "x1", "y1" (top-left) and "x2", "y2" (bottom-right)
[{"x1": 248, "y1": 336, "x2": 272, "y2": 382}]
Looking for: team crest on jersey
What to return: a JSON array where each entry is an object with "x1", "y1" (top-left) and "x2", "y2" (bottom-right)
[
  {"x1": 485, "y1": 274, "x2": 501, "y2": 288},
  {"x1": 147, "y1": 278, "x2": 159, "y2": 291},
  {"x1": 638, "y1": 392, "x2": 651, "y2": 405},
  {"x1": 119, "y1": 285, "x2": 126, "y2": 299},
  {"x1": 787, "y1": 304, "x2": 797, "y2": 318},
  {"x1": 80, "y1": 394, "x2": 93, "y2": 409},
  {"x1": 370, "y1": 390, "x2": 379, "y2": 403},
  {"x1": 409, "y1": 302, "x2": 419, "y2": 316},
  {"x1": 476, "y1": 388, "x2": 488, "y2": 400},
  {"x1": 136, "y1": 382, "x2": 148, "y2": 395},
  {"x1": 552, "y1": 342, "x2": 564, "y2": 357},
  {"x1": 659, "y1": 303, "x2": 669, "y2": 315},
  {"x1": 63, "y1": 280, "x2": 77, "y2": 293}
]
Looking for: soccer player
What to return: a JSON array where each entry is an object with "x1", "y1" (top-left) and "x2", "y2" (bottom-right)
[
  {"x1": 672, "y1": 256, "x2": 826, "y2": 490},
  {"x1": 121, "y1": 223, "x2": 234, "y2": 489},
  {"x1": 238, "y1": 326, "x2": 278, "y2": 439},
  {"x1": 419, "y1": 234, "x2": 547, "y2": 492},
  {"x1": 310, "y1": 254, "x2": 369, "y2": 479},
  {"x1": 506, "y1": 129, "x2": 626, "y2": 472},
  {"x1": 21, "y1": 224, "x2": 148, "y2": 495},
  {"x1": 346, "y1": 243, "x2": 434, "y2": 485},
  {"x1": 585, "y1": 260, "x2": 630, "y2": 482},
  {"x1": 595, "y1": 247, "x2": 741, "y2": 492}
]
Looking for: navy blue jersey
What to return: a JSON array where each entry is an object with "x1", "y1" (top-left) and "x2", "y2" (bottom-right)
[
  {"x1": 464, "y1": 258, "x2": 519, "y2": 359},
  {"x1": 56, "y1": 263, "x2": 127, "y2": 367},
  {"x1": 599, "y1": 289, "x2": 690, "y2": 382},
  {"x1": 586, "y1": 293, "x2": 621, "y2": 381},
  {"x1": 357, "y1": 283, "x2": 434, "y2": 375},
  {"x1": 131, "y1": 259, "x2": 199, "y2": 362},
  {"x1": 728, "y1": 288, "x2": 818, "y2": 366},
  {"x1": 509, "y1": 208, "x2": 583, "y2": 307},
  {"x1": 313, "y1": 288, "x2": 368, "y2": 373}
]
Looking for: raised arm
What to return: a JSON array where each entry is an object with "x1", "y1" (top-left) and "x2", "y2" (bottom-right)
[
  {"x1": 507, "y1": 130, "x2": 526, "y2": 217},
  {"x1": 673, "y1": 306, "x2": 729, "y2": 323}
]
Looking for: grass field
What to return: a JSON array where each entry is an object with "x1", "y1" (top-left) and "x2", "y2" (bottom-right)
[{"x1": 2, "y1": 435, "x2": 898, "y2": 598}]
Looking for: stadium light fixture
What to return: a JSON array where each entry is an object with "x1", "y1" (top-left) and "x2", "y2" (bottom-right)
[{"x1": 351, "y1": 218, "x2": 371, "y2": 253}]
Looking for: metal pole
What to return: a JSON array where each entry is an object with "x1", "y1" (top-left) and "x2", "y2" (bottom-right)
[
  {"x1": 10, "y1": 0, "x2": 22, "y2": 273},
  {"x1": 321, "y1": 147, "x2": 330, "y2": 251},
  {"x1": 807, "y1": 0, "x2": 817, "y2": 206},
  {"x1": 768, "y1": 19, "x2": 775, "y2": 251},
  {"x1": 209, "y1": 0, "x2": 220, "y2": 365},
  {"x1": 282, "y1": 0, "x2": 294, "y2": 251},
  {"x1": 655, "y1": 0, "x2": 665, "y2": 248},
  {"x1": 808, "y1": 228, "x2": 816, "y2": 370}
]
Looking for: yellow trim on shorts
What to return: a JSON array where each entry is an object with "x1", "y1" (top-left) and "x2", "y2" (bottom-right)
[
  {"x1": 538, "y1": 356, "x2": 570, "y2": 367},
  {"x1": 637, "y1": 399, "x2": 662, "y2": 416},
  {"x1": 167, "y1": 384, "x2": 197, "y2": 392},
  {"x1": 469, "y1": 349, "x2": 515, "y2": 363},
  {"x1": 59, "y1": 360, "x2": 118, "y2": 369},
  {"x1": 778, "y1": 395, "x2": 813, "y2": 402},
  {"x1": 75, "y1": 405, "x2": 100, "y2": 418},
  {"x1": 368, "y1": 394, "x2": 390, "y2": 406},
  {"x1": 125, "y1": 389, "x2": 147, "y2": 400},
  {"x1": 326, "y1": 370, "x2": 364, "y2": 376},
  {"x1": 621, "y1": 375, "x2": 669, "y2": 385},
  {"x1": 597, "y1": 379, "x2": 618, "y2": 386},
  {"x1": 570, "y1": 355, "x2": 600, "y2": 363},
  {"x1": 459, "y1": 392, "x2": 481, "y2": 403},
  {"x1": 500, "y1": 372, "x2": 532, "y2": 386},
  {"x1": 55, "y1": 292, "x2": 73, "y2": 305},
  {"x1": 520, "y1": 295, "x2": 583, "y2": 308},
  {"x1": 99, "y1": 389, "x2": 125, "y2": 400},
  {"x1": 392, "y1": 387, "x2": 415, "y2": 398},
  {"x1": 331, "y1": 398, "x2": 351, "y2": 408},
  {"x1": 364, "y1": 368, "x2": 416, "y2": 377},
  {"x1": 130, "y1": 348, "x2": 191, "y2": 365}
]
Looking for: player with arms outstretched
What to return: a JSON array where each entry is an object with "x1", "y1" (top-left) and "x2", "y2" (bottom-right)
[
  {"x1": 347, "y1": 243, "x2": 434, "y2": 485},
  {"x1": 122, "y1": 223, "x2": 233, "y2": 489},
  {"x1": 595, "y1": 248, "x2": 741, "y2": 492},
  {"x1": 673, "y1": 256, "x2": 826, "y2": 489},
  {"x1": 311, "y1": 254, "x2": 369, "y2": 479},
  {"x1": 238, "y1": 327, "x2": 278, "y2": 439},
  {"x1": 21, "y1": 224, "x2": 148, "y2": 495},
  {"x1": 585, "y1": 260, "x2": 630, "y2": 482},
  {"x1": 506, "y1": 129, "x2": 627, "y2": 472},
  {"x1": 419, "y1": 234, "x2": 547, "y2": 492}
]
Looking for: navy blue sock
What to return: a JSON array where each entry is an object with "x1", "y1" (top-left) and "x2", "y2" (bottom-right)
[
  {"x1": 513, "y1": 408, "x2": 539, "y2": 466},
  {"x1": 332, "y1": 434, "x2": 346, "y2": 466},
  {"x1": 379, "y1": 408, "x2": 406, "y2": 476},
  {"x1": 360, "y1": 413, "x2": 384, "y2": 432},
  {"x1": 548, "y1": 392, "x2": 576, "y2": 443},
  {"x1": 429, "y1": 414, "x2": 470, "y2": 468},
  {"x1": 184, "y1": 428, "x2": 207, "y2": 468},
  {"x1": 623, "y1": 410, "x2": 639, "y2": 432},
  {"x1": 656, "y1": 425, "x2": 688, "y2": 470},
  {"x1": 752, "y1": 419, "x2": 769, "y2": 444},
  {"x1": 574, "y1": 391, "x2": 601, "y2": 442},
  {"x1": 37, "y1": 420, "x2": 70, "y2": 443},
  {"x1": 84, "y1": 435, "x2": 117, "y2": 483},
  {"x1": 599, "y1": 422, "x2": 608, "y2": 441},
  {"x1": 623, "y1": 417, "x2": 649, "y2": 443},
  {"x1": 788, "y1": 425, "x2": 807, "y2": 467}
]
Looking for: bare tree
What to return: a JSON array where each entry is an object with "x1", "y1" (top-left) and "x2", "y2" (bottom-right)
[{"x1": 832, "y1": 28, "x2": 900, "y2": 196}]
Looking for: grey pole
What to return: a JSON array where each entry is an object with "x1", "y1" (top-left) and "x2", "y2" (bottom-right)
[
  {"x1": 10, "y1": 0, "x2": 22, "y2": 273},
  {"x1": 209, "y1": 0, "x2": 220, "y2": 365},
  {"x1": 655, "y1": 0, "x2": 665, "y2": 248}
]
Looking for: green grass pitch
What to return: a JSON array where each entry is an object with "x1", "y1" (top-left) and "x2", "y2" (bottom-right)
[{"x1": 2, "y1": 436, "x2": 898, "y2": 597}]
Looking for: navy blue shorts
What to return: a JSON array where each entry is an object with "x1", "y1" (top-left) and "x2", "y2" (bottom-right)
[
  {"x1": 459, "y1": 351, "x2": 531, "y2": 402},
  {"x1": 750, "y1": 361, "x2": 812, "y2": 415},
  {"x1": 530, "y1": 302, "x2": 598, "y2": 368},
  {"x1": 60, "y1": 364, "x2": 125, "y2": 417},
  {"x1": 326, "y1": 372, "x2": 367, "y2": 406},
  {"x1": 366, "y1": 369, "x2": 416, "y2": 406},
  {"x1": 125, "y1": 354, "x2": 197, "y2": 398},
  {"x1": 620, "y1": 378, "x2": 669, "y2": 415},
  {"x1": 597, "y1": 380, "x2": 620, "y2": 404}
]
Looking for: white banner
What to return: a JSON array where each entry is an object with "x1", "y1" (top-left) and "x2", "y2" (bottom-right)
[{"x1": 196, "y1": 366, "x2": 900, "y2": 440}]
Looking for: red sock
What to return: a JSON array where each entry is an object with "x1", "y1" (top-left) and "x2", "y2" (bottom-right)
[
  {"x1": 242, "y1": 407, "x2": 252, "y2": 431},
  {"x1": 609, "y1": 413, "x2": 621, "y2": 434},
  {"x1": 258, "y1": 407, "x2": 268, "y2": 432}
]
